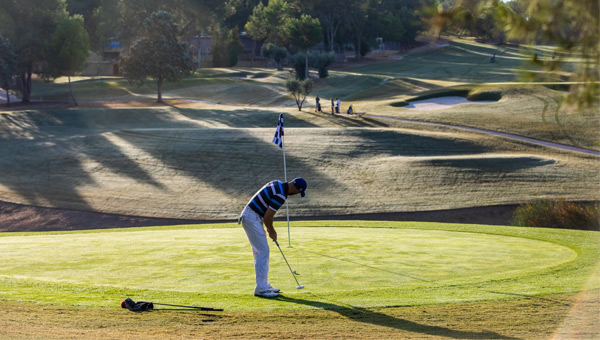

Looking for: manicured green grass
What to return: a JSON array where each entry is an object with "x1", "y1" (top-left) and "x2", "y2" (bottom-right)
[{"x1": 0, "y1": 221, "x2": 598, "y2": 311}]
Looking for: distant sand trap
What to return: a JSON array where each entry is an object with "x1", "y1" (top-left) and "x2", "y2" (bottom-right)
[{"x1": 406, "y1": 96, "x2": 494, "y2": 110}]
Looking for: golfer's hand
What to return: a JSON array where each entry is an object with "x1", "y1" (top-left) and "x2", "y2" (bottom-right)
[{"x1": 268, "y1": 229, "x2": 277, "y2": 242}]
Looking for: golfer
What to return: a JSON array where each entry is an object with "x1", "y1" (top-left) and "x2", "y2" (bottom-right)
[{"x1": 239, "y1": 177, "x2": 307, "y2": 298}]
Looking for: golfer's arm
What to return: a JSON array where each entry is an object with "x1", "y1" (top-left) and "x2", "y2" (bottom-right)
[{"x1": 263, "y1": 209, "x2": 277, "y2": 240}]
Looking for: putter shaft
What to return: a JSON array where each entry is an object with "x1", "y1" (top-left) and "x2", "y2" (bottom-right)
[
  {"x1": 153, "y1": 302, "x2": 223, "y2": 311},
  {"x1": 274, "y1": 240, "x2": 302, "y2": 287}
]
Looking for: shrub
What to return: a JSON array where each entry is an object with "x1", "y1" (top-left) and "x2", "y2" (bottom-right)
[
  {"x1": 512, "y1": 200, "x2": 600, "y2": 231},
  {"x1": 285, "y1": 78, "x2": 313, "y2": 110},
  {"x1": 261, "y1": 43, "x2": 287, "y2": 70},
  {"x1": 289, "y1": 52, "x2": 307, "y2": 80},
  {"x1": 313, "y1": 52, "x2": 335, "y2": 78}
]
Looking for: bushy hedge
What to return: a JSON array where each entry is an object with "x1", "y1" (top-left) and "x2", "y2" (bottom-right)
[{"x1": 512, "y1": 200, "x2": 600, "y2": 231}]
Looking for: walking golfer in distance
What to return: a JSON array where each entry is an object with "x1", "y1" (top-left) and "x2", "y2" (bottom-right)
[{"x1": 239, "y1": 177, "x2": 307, "y2": 298}]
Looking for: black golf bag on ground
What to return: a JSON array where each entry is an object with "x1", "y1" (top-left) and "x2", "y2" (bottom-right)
[{"x1": 122, "y1": 297, "x2": 154, "y2": 311}]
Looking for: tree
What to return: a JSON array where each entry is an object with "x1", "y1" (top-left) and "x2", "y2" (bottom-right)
[
  {"x1": 0, "y1": 0, "x2": 68, "y2": 103},
  {"x1": 312, "y1": 52, "x2": 335, "y2": 78},
  {"x1": 284, "y1": 14, "x2": 322, "y2": 80},
  {"x1": 245, "y1": 0, "x2": 292, "y2": 70},
  {"x1": 65, "y1": 0, "x2": 105, "y2": 50},
  {"x1": 262, "y1": 0, "x2": 292, "y2": 46},
  {"x1": 226, "y1": 26, "x2": 244, "y2": 67},
  {"x1": 42, "y1": 16, "x2": 90, "y2": 106},
  {"x1": 348, "y1": 0, "x2": 369, "y2": 60},
  {"x1": 90, "y1": 0, "x2": 226, "y2": 51},
  {"x1": 285, "y1": 78, "x2": 313, "y2": 111},
  {"x1": 244, "y1": 1, "x2": 270, "y2": 67},
  {"x1": 211, "y1": 27, "x2": 228, "y2": 67},
  {"x1": 0, "y1": 35, "x2": 18, "y2": 107},
  {"x1": 309, "y1": 0, "x2": 348, "y2": 52},
  {"x1": 245, "y1": 1, "x2": 291, "y2": 41},
  {"x1": 289, "y1": 52, "x2": 308, "y2": 80},
  {"x1": 496, "y1": 0, "x2": 599, "y2": 111},
  {"x1": 212, "y1": 26, "x2": 244, "y2": 67},
  {"x1": 120, "y1": 11, "x2": 197, "y2": 103},
  {"x1": 261, "y1": 43, "x2": 287, "y2": 69}
]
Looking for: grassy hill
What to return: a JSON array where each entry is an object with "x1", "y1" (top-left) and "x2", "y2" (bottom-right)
[{"x1": 0, "y1": 36, "x2": 597, "y2": 220}]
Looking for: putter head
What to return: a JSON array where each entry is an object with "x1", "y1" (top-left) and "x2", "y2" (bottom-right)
[{"x1": 296, "y1": 285, "x2": 305, "y2": 289}]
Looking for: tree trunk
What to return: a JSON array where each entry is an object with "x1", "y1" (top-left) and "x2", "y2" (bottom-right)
[
  {"x1": 26, "y1": 67, "x2": 32, "y2": 102},
  {"x1": 5, "y1": 89, "x2": 10, "y2": 107},
  {"x1": 157, "y1": 78, "x2": 163, "y2": 103},
  {"x1": 305, "y1": 53, "x2": 309, "y2": 80},
  {"x1": 251, "y1": 40, "x2": 256, "y2": 67},
  {"x1": 68, "y1": 75, "x2": 77, "y2": 106},
  {"x1": 19, "y1": 71, "x2": 30, "y2": 103},
  {"x1": 356, "y1": 34, "x2": 362, "y2": 61}
]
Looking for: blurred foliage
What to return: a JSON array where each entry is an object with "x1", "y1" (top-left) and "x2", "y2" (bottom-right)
[
  {"x1": 497, "y1": 0, "x2": 599, "y2": 112},
  {"x1": 427, "y1": 0, "x2": 599, "y2": 112}
]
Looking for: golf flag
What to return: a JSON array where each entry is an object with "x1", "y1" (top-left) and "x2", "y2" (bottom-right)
[
  {"x1": 272, "y1": 113, "x2": 284, "y2": 148},
  {"x1": 272, "y1": 113, "x2": 292, "y2": 247}
]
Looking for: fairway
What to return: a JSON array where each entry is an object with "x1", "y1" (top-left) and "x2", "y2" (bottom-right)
[{"x1": 1, "y1": 221, "x2": 597, "y2": 312}]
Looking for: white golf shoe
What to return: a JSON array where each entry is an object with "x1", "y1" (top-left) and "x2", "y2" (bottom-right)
[
  {"x1": 267, "y1": 284, "x2": 280, "y2": 293},
  {"x1": 254, "y1": 290, "x2": 279, "y2": 298}
]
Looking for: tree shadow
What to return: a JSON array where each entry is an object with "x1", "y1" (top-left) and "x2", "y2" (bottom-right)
[
  {"x1": 276, "y1": 295, "x2": 521, "y2": 339},
  {"x1": 0, "y1": 109, "x2": 169, "y2": 210}
]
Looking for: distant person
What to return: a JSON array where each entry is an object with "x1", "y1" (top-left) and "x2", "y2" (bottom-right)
[
  {"x1": 239, "y1": 178, "x2": 308, "y2": 298},
  {"x1": 346, "y1": 104, "x2": 353, "y2": 115},
  {"x1": 315, "y1": 95, "x2": 321, "y2": 112},
  {"x1": 330, "y1": 98, "x2": 335, "y2": 114},
  {"x1": 489, "y1": 53, "x2": 496, "y2": 63},
  {"x1": 336, "y1": 98, "x2": 341, "y2": 113}
]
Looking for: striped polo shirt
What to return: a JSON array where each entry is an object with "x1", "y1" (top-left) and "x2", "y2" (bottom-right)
[{"x1": 246, "y1": 180, "x2": 289, "y2": 217}]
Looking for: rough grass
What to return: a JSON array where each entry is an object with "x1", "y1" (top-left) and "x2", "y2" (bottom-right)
[
  {"x1": 0, "y1": 106, "x2": 597, "y2": 219},
  {"x1": 372, "y1": 85, "x2": 600, "y2": 150},
  {"x1": 1, "y1": 291, "x2": 597, "y2": 339}
]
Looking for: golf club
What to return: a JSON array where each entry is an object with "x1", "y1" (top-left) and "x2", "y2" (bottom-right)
[
  {"x1": 121, "y1": 298, "x2": 223, "y2": 311},
  {"x1": 274, "y1": 240, "x2": 304, "y2": 289},
  {"x1": 152, "y1": 302, "x2": 223, "y2": 311}
]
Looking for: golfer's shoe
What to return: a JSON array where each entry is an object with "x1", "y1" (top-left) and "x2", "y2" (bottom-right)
[
  {"x1": 254, "y1": 290, "x2": 279, "y2": 298},
  {"x1": 267, "y1": 284, "x2": 280, "y2": 293}
]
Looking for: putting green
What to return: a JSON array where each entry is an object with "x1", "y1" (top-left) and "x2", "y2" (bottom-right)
[{"x1": 0, "y1": 222, "x2": 597, "y2": 310}]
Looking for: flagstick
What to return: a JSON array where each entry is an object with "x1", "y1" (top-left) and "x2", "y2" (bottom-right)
[{"x1": 282, "y1": 134, "x2": 292, "y2": 248}]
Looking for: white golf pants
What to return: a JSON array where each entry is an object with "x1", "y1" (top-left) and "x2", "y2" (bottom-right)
[{"x1": 239, "y1": 206, "x2": 270, "y2": 293}]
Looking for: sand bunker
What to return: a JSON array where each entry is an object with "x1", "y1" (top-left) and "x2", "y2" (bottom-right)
[{"x1": 406, "y1": 96, "x2": 495, "y2": 110}]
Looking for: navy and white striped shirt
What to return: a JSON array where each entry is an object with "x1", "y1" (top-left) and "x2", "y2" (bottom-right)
[{"x1": 246, "y1": 180, "x2": 289, "y2": 217}]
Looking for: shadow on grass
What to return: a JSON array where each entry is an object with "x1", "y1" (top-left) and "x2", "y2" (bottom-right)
[{"x1": 276, "y1": 295, "x2": 521, "y2": 339}]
